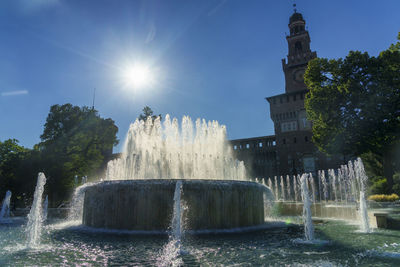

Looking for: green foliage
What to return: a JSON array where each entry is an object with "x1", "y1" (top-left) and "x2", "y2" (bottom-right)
[
  {"x1": 393, "y1": 172, "x2": 400, "y2": 195},
  {"x1": 304, "y1": 33, "x2": 400, "y2": 186},
  {"x1": 0, "y1": 104, "x2": 119, "y2": 207},
  {"x1": 0, "y1": 140, "x2": 42, "y2": 207},
  {"x1": 0, "y1": 139, "x2": 28, "y2": 203},
  {"x1": 138, "y1": 106, "x2": 161, "y2": 122},
  {"x1": 361, "y1": 152, "x2": 383, "y2": 178},
  {"x1": 38, "y1": 104, "x2": 119, "y2": 205},
  {"x1": 0, "y1": 139, "x2": 27, "y2": 180},
  {"x1": 369, "y1": 177, "x2": 390, "y2": 195}
]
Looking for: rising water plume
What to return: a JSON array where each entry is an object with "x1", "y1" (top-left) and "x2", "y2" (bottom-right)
[
  {"x1": 267, "y1": 158, "x2": 370, "y2": 206},
  {"x1": 300, "y1": 173, "x2": 314, "y2": 241},
  {"x1": 26, "y1": 172, "x2": 46, "y2": 248},
  {"x1": 67, "y1": 183, "x2": 97, "y2": 222},
  {"x1": 355, "y1": 158, "x2": 371, "y2": 233},
  {"x1": 106, "y1": 115, "x2": 246, "y2": 181},
  {"x1": 42, "y1": 195, "x2": 48, "y2": 222},
  {"x1": 157, "y1": 180, "x2": 184, "y2": 267},
  {"x1": 0, "y1": 190, "x2": 12, "y2": 220}
]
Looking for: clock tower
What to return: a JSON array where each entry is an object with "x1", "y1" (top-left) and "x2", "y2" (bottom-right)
[
  {"x1": 282, "y1": 10, "x2": 317, "y2": 93},
  {"x1": 265, "y1": 8, "x2": 320, "y2": 175},
  {"x1": 230, "y1": 7, "x2": 343, "y2": 179}
]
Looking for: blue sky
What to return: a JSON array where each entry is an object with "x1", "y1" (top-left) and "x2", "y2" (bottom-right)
[{"x1": 0, "y1": 0, "x2": 399, "y2": 152}]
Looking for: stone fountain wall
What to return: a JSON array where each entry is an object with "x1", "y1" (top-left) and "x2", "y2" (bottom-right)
[{"x1": 83, "y1": 180, "x2": 269, "y2": 231}]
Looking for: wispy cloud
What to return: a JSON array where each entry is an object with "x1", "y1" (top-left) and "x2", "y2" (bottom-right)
[
  {"x1": 1, "y1": 90, "x2": 29, "y2": 97},
  {"x1": 208, "y1": 0, "x2": 228, "y2": 16},
  {"x1": 145, "y1": 24, "x2": 157, "y2": 44},
  {"x1": 17, "y1": 0, "x2": 60, "y2": 13}
]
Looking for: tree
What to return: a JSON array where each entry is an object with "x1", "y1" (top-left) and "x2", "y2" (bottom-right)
[
  {"x1": 38, "y1": 104, "x2": 119, "y2": 205},
  {"x1": 0, "y1": 139, "x2": 40, "y2": 207},
  {"x1": 0, "y1": 139, "x2": 27, "y2": 197},
  {"x1": 138, "y1": 106, "x2": 162, "y2": 122},
  {"x1": 304, "y1": 33, "x2": 400, "y2": 187}
]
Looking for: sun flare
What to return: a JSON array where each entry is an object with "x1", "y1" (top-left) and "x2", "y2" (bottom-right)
[{"x1": 121, "y1": 63, "x2": 153, "y2": 88}]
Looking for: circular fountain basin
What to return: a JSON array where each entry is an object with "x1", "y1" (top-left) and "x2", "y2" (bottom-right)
[{"x1": 83, "y1": 179, "x2": 270, "y2": 231}]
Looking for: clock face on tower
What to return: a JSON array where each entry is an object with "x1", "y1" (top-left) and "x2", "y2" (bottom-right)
[{"x1": 293, "y1": 69, "x2": 305, "y2": 83}]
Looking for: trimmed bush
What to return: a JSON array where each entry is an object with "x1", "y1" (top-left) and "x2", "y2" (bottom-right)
[
  {"x1": 369, "y1": 177, "x2": 390, "y2": 195},
  {"x1": 368, "y1": 194, "x2": 400, "y2": 202}
]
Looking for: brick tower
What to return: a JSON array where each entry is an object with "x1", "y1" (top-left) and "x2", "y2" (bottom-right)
[{"x1": 266, "y1": 9, "x2": 318, "y2": 175}]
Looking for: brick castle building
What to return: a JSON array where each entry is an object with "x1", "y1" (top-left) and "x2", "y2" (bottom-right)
[{"x1": 230, "y1": 10, "x2": 342, "y2": 178}]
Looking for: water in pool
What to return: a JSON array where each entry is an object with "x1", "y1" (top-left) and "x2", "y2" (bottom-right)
[{"x1": 1, "y1": 218, "x2": 400, "y2": 266}]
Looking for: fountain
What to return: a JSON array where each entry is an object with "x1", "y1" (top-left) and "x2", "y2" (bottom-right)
[
  {"x1": 318, "y1": 171, "x2": 323, "y2": 202},
  {"x1": 26, "y1": 172, "x2": 46, "y2": 247},
  {"x1": 280, "y1": 176, "x2": 286, "y2": 201},
  {"x1": 83, "y1": 179, "x2": 268, "y2": 231},
  {"x1": 68, "y1": 182, "x2": 97, "y2": 222},
  {"x1": 308, "y1": 173, "x2": 317, "y2": 202},
  {"x1": 157, "y1": 181, "x2": 183, "y2": 267},
  {"x1": 0, "y1": 190, "x2": 12, "y2": 220},
  {"x1": 106, "y1": 115, "x2": 246, "y2": 181},
  {"x1": 264, "y1": 157, "x2": 376, "y2": 231},
  {"x1": 267, "y1": 178, "x2": 273, "y2": 197},
  {"x1": 320, "y1": 170, "x2": 328, "y2": 201},
  {"x1": 42, "y1": 195, "x2": 48, "y2": 222},
  {"x1": 80, "y1": 115, "x2": 273, "y2": 231},
  {"x1": 300, "y1": 173, "x2": 314, "y2": 241},
  {"x1": 329, "y1": 169, "x2": 338, "y2": 202},
  {"x1": 286, "y1": 175, "x2": 291, "y2": 201},
  {"x1": 156, "y1": 181, "x2": 184, "y2": 267},
  {"x1": 294, "y1": 175, "x2": 299, "y2": 202},
  {"x1": 2, "y1": 118, "x2": 397, "y2": 266},
  {"x1": 355, "y1": 158, "x2": 371, "y2": 233},
  {"x1": 171, "y1": 181, "x2": 183, "y2": 243}
]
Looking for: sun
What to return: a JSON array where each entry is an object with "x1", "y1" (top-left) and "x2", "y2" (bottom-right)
[{"x1": 121, "y1": 63, "x2": 153, "y2": 88}]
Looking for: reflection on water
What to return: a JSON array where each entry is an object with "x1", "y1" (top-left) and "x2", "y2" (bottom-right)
[{"x1": 1, "y1": 219, "x2": 400, "y2": 266}]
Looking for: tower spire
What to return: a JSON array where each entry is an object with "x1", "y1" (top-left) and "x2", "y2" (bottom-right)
[{"x1": 283, "y1": 9, "x2": 317, "y2": 93}]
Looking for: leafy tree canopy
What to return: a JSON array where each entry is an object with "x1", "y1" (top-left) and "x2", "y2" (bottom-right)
[
  {"x1": 304, "y1": 33, "x2": 400, "y2": 185},
  {"x1": 38, "y1": 104, "x2": 119, "y2": 203},
  {"x1": 138, "y1": 106, "x2": 162, "y2": 122},
  {"x1": 0, "y1": 139, "x2": 27, "y2": 190}
]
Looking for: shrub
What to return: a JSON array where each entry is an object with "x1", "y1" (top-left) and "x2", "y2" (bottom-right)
[
  {"x1": 369, "y1": 177, "x2": 390, "y2": 195},
  {"x1": 393, "y1": 172, "x2": 400, "y2": 195},
  {"x1": 368, "y1": 194, "x2": 400, "y2": 202}
]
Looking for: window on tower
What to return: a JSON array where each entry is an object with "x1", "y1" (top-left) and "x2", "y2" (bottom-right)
[
  {"x1": 281, "y1": 121, "x2": 298, "y2": 132},
  {"x1": 295, "y1": 41, "x2": 302, "y2": 53}
]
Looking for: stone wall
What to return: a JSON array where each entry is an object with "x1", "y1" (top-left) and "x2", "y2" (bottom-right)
[{"x1": 83, "y1": 179, "x2": 270, "y2": 231}]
